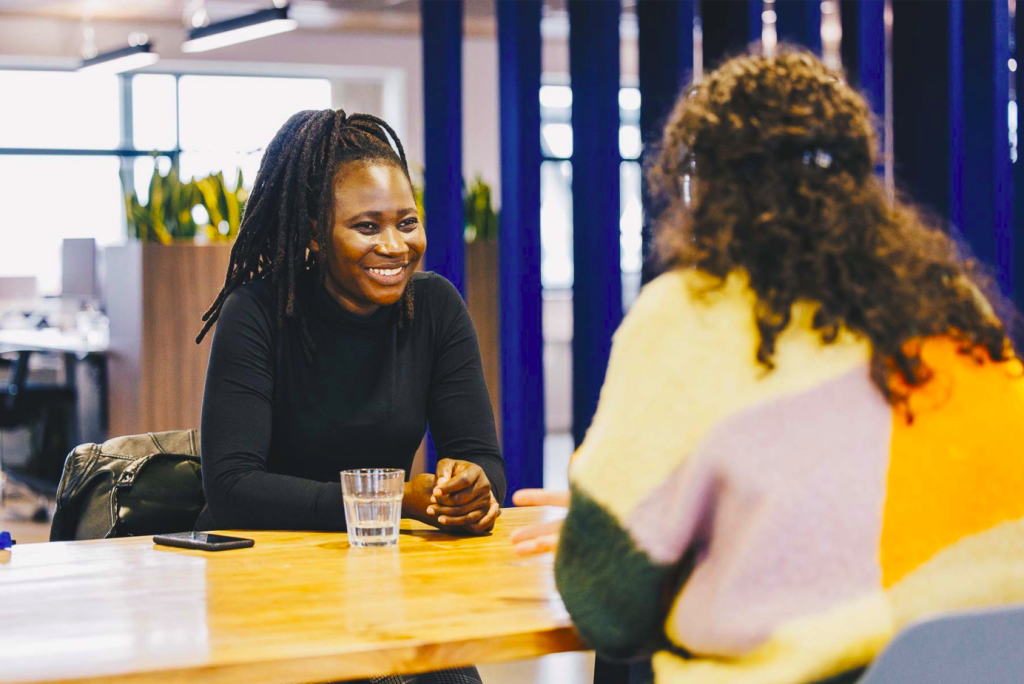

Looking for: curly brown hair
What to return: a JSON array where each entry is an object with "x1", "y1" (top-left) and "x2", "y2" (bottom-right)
[{"x1": 649, "y1": 48, "x2": 1016, "y2": 408}]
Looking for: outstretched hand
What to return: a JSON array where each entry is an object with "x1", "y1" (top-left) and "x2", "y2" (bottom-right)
[{"x1": 509, "y1": 489, "x2": 569, "y2": 556}]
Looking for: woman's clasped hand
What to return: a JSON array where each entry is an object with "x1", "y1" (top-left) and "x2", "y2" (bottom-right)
[{"x1": 405, "y1": 459, "x2": 501, "y2": 535}]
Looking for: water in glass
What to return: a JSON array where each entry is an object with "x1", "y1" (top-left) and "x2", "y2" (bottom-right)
[{"x1": 341, "y1": 468, "x2": 404, "y2": 547}]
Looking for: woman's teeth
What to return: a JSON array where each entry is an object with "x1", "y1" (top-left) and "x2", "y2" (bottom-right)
[{"x1": 369, "y1": 267, "x2": 404, "y2": 277}]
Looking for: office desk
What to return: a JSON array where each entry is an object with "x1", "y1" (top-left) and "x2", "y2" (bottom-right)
[
  {"x1": 0, "y1": 328, "x2": 108, "y2": 446},
  {"x1": 0, "y1": 329, "x2": 107, "y2": 357},
  {"x1": 0, "y1": 507, "x2": 585, "y2": 684}
]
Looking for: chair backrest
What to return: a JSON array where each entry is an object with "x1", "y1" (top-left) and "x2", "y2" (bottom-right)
[
  {"x1": 50, "y1": 430, "x2": 203, "y2": 541},
  {"x1": 857, "y1": 604, "x2": 1024, "y2": 684}
]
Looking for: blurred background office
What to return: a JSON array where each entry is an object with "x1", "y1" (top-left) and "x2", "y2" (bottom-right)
[{"x1": 0, "y1": 0, "x2": 1021, "y2": 593}]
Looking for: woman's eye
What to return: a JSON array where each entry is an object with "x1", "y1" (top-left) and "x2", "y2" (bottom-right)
[
  {"x1": 399, "y1": 218, "x2": 419, "y2": 231},
  {"x1": 354, "y1": 223, "x2": 378, "y2": 234}
]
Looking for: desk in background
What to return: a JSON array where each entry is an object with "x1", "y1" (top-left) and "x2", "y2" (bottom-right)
[
  {"x1": 0, "y1": 507, "x2": 585, "y2": 684},
  {"x1": 0, "y1": 328, "x2": 108, "y2": 447}
]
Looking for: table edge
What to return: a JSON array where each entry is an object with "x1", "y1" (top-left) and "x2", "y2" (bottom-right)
[{"x1": 8, "y1": 626, "x2": 586, "y2": 684}]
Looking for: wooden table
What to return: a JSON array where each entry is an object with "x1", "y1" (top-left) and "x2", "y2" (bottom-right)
[{"x1": 0, "y1": 507, "x2": 584, "y2": 684}]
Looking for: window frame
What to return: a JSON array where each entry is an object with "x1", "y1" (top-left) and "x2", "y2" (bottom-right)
[{"x1": 0, "y1": 61, "x2": 391, "y2": 165}]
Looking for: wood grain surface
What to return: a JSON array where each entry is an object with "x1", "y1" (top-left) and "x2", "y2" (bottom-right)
[
  {"x1": 0, "y1": 507, "x2": 581, "y2": 684},
  {"x1": 106, "y1": 243, "x2": 232, "y2": 437},
  {"x1": 465, "y1": 240, "x2": 501, "y2": 440}
]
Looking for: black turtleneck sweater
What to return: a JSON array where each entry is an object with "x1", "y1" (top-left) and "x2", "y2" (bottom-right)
[{"x1": 195, "y1": 271, "x2": 505, "y2": 532}]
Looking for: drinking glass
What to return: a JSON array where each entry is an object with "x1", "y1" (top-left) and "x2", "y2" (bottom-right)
[{"x1": 340, "y1": 468, "x2": 404, "y2": 547}]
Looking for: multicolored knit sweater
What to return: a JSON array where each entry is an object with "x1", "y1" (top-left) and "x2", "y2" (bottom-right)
[{"x1": 555, "y1": 269, "x2": 1024, "y2": 684}]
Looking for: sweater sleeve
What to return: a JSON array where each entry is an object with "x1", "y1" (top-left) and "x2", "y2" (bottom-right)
[
  {"x1": 200, "y1": 285, "x2": 346, "y2": 531},
  {"x1": 554, "y1": 274, "x2": 718, "y2": 659},
  {"x1": 424, "y1": 275, "x2": 507, "y2": 504}
]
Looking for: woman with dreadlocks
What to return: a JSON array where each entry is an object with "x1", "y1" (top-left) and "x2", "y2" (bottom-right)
[{"x1": 195, "y1": 110, "x2": 503, "y2": 555}]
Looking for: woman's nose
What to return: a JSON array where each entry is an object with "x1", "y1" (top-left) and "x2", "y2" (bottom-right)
[{"x1": 376, "y1": 226, "x2": 409, "y2": 257}]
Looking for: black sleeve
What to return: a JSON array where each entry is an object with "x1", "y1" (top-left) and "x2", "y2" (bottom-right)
[
  {"x1": 199, "y1": 285, "x2": 346, "y2": 531},
  {"x1": 425, "y1": 276, "x2": 507, "y2": 504}
]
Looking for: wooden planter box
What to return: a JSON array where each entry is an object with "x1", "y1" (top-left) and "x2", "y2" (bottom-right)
[
  {"x1": 105, "y1": 242, "x2": 233, "y2": 438},
  {"x1": 410, "y1": 240, "x2": 501, "y2": 476},
  {"x1": 465, "y1": 240, "x2": 501, "y2": 440}
]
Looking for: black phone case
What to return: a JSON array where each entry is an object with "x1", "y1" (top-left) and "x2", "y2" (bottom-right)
[{"x1": 153, "y1": 534, "x2": 255, "y2": 552}]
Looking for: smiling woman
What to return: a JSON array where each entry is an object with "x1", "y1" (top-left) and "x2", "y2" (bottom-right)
[
  {"x1": 194, "y1": 110, "x2": 502, "y2": 684},
  {"x1": 195, "y1": 108, "x2": 503, "y2": 574}
]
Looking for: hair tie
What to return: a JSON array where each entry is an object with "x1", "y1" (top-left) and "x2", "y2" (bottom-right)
[{"x1": 802, "y1": 149, "x2": 833, "y2": 169}]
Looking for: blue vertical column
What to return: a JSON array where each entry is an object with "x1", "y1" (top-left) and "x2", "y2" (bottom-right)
[
  {"x1": 421, "y1": 0, "x2": 466, "y2": 297},
  {"x1": 700, "y1": 0, "x2": 762, "y2": 70},
  {"x1": 421, "y1": 0, "x2": 464, "y2": 471},
  {"x1": 955, "y1": 0, "x2": 1013, "y2": 297},
  {"x1": 775, "y1": 0, "x2": 822, "y2": 54},
  {"x1": 1016, "y1": 0, "x2": 1024, "y2": 307},
  {"x1": 840, "y1": 0, "x2": 886, "y2": 181},
  {"x1": 638, "y1": 0, "x2": 695, "y2": 285},
  {"x1": 893, "y1": 0, "x2": 1014, "y2": 300},
  {"x1": 891, "y1": 0, "x2": 953, "y2": 220},
  {"x1": 497, "y1": 0, "x2": 545, "y2": 498},
  {"x1": 839, "y1": 0, "x2": 885, "y2": 116},
  {"x1": 568, "y1": 0, "x2": 622, "y2": 448}
]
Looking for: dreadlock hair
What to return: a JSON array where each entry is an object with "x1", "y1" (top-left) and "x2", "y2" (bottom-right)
[{"x1": 196, "y1": 110, "x2": 415, "y2": 361}]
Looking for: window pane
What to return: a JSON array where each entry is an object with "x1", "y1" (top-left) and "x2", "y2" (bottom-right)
[
  {"x1": 619, "y1": 87, "x2": 641, "y2": 115},
  {"x1": 542, "y1": 123, "x2": 573, "y2": 159},
  {"x1": 619, "y1": 124, "x2": 642, "y2": 160},
  {"x1": 540, "y1": 84, "x2": 572, "y2": 123},
  {"x1": 620, "y1": 162, "x2": 643, "y2": 275},
  {"x1": 621, "y1": 162, "x2": 644, "y2": 310},
  {"x1": 133, "y1": 74, "x2": 177, "y2": 151},
  {"x1": 0, "y1": 71, "x2": 120, "y2": 149},
  {"x1": 540, "y1": 85, "x2": 573, "y2": 109},
  {"x1": 0, "y1": 156, "x2": 123, "y2": 294},
  {"x1": 178, "y1": 75, "x2": 331, "y2": 173},
  {"x1": 133, "y1": 155, "x2": 174, "y2": 205},
  {"x1": 179, "y1": 151, "x2": 260, "y2": 188},
  {"x1": 541, "y1": 160, "x2": 574, "y2": 289}
]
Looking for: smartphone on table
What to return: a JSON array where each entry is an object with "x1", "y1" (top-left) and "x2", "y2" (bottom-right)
[{"x1": 153, "y1": 531, "x2": 254, "y2": 551}]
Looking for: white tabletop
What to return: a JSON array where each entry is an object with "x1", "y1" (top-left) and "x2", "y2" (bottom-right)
[{"x1": 0, "y1": 328, "x2": 108, "y2": 356}]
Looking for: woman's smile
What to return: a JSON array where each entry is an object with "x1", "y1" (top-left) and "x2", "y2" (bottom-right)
[{"x1": 365, "y1": 263, "x2": 408, "y2": 286}]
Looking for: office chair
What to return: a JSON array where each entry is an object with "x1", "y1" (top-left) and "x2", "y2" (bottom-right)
[
  {"x1": 855, "y1": 604, "x2": 1024, "y2": 684},
  {"x1": 593, "y1": 603, "x2": 1024, "y2": 684},
  {"x1": 0, "y1": 349, "x2": 76, "y2": 522}
]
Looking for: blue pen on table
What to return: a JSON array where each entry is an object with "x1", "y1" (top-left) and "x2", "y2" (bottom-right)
[{"x1": 0, "y1": 531, "x2": 15, "y2": 563}]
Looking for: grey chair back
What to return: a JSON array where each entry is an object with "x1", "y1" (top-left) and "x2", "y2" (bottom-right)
[{"x1": 857, "y1": 604, "x2": 1024, "y2": 684}]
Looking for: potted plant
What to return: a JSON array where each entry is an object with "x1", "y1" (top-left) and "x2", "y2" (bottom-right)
[{"x1": 124, "y1": 157, "x2": 247, "y2": 243}]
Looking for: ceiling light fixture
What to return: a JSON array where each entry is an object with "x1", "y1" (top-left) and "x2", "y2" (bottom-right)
[
  {"x1": 78, "y1": 34, "x2": 159, "y2": 74},
  {"x1": 181, "y1": 5, "x2": 298, "y2": 53}
]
